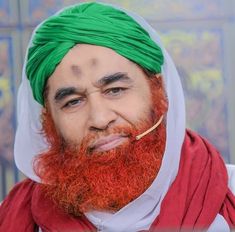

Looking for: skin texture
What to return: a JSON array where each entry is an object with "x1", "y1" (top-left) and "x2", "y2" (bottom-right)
[{"x1": 46, "y1": 44, "x2": 153, "y2": 150}]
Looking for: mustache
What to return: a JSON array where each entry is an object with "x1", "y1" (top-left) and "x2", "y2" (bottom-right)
[{"x1": 64, "y1": 120, "x2": 149, "y2": 151}]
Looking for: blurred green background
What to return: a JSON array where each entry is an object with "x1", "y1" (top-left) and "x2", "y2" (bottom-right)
[{"x1": 0, "y1": 0, "x2": 235, "y2": 201}]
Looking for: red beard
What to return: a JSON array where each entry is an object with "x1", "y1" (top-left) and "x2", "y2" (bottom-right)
[{"x1": 34, "y1": 79, "x2": 167, "y2": 216}]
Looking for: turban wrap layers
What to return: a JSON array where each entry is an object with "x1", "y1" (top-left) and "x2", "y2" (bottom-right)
[{"x1": 26, "y1": 2, "x2": 164, "y2": 105}]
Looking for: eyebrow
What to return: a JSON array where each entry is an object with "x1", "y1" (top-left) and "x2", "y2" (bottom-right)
[
  {"x1": 54, "y1": 87, "x2": 85, "y2": 103},
  {"x1": 54, "y1": 72, "x2": 133, "y2": 103},
  {"x1": 95, "y1": 72, "x2": 133, "y2": 87}
]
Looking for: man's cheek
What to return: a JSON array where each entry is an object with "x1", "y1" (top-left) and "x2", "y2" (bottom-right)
[{"x1": 56, "y1": 121, "x2": 83, "y2": 145}]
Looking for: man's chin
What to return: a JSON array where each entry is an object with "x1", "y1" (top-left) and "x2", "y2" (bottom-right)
[
  {"x1": 35, "y1": 126, "x2": 165, "y2": 216},
  {"x1": 36, "y1": 109, "x2": 166, "y2": 215}
]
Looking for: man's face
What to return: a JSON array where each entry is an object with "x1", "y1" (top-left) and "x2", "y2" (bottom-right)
[
  {"x1": 38, "y1": 44, "x2": 167, "y2": 214},
  {"x1": 46, "y1": 44, "x2": 153, "y2": 150}
]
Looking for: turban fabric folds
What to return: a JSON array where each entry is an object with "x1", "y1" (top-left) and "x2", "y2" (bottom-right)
[{"x1": 26, "y1": 2, "x2": 164, "y2": 105}]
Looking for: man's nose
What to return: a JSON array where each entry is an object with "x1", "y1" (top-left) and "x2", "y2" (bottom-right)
[{"x1": 87, "y1": 96, "x2": 117, "y2": 131}]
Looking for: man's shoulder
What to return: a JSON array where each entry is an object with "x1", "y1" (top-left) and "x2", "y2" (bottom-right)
[
  {"x1": 0, "y1": 178, "x2": 38, "y2": 231},
  {"x1": 0, "y1": 178, "x2": 37, "y2": 213},
  {"x1": 1, "y1": 178, "x2": 36, "y2": 205},
  {"x1": 185, "y1": 130, "x2": 235, "y2": 194},
  {"x1": 14, "y1": 178, "x2": 36, "y2": 191}
]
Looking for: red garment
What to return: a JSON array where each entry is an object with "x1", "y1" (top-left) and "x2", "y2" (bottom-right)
[
  {"x1": 150, "y1": 130, "x2": 235, "y2": 231},
  {"x1": 0, "y1": 130, "x2": 235, "y2": 232},
  {"x1": 0, "y1": 180, "x2": 95, "y2": 232}
]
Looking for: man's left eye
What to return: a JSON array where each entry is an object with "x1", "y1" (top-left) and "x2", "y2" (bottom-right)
[{"x1": 104, "y1": 87, "x2": 127, "y2": 96}]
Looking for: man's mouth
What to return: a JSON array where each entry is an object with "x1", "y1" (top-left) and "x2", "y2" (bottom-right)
[{"x1": 89, "y1": 135, "x2": 129, "y2": 152}]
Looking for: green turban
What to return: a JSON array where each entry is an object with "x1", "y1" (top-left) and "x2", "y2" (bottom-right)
[{"x1": 26, "y1": 2, "x2": 164, "y2": 105}]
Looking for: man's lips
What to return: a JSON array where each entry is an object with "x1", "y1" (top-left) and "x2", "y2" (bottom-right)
[{"x1": 89, "y1": 135, "x2": 129, "y2": 152}]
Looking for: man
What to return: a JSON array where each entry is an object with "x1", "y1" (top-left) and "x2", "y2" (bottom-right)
[{"x1": 0, "y1": 2, "x2": 235, "y2": 231}]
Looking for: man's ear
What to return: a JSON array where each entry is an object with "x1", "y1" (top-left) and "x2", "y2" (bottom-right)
[
  {"x1": 152, "y1": 73, "x2": 168, "y2": 113},
  {"x1": 150, "y1": 73, "x2": 164, "y2": 88},
  {"x1": 42, "y1": 89, "x2": 50, "y2": 114},
  {"x1": 41, "y1": 105, "x2": 48, "y2": 124},
  {"x1": 42, "y1": 107, "x2": 47, "y2": 114},
  {"x1": 41, "y1": 102, "x2": 51, "y2": 122},
  {"x1": 155, "y1": 73, "x2": 162, "y2": 79}
]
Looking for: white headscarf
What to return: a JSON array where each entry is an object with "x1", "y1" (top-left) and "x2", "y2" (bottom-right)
[{"x1": 14, "y1": 2, "x2": 185, "y2": 231}]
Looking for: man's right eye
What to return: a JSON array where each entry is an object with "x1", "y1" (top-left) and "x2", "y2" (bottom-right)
[{"x1": 63, "y1": 97, "x2": 85, "y2": 108}]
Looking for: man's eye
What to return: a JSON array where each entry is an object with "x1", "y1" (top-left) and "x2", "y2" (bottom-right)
[
  {"x1": 104, "y1": 87, "x2": 127, "y2": 96},
  {"x1": 63, "y1": 98, "x2": 85, "y2": 108}
]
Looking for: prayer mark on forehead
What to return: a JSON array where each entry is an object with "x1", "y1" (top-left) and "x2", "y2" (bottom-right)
[
  {"x1": 71, "y1": 58, "x2": 98, "y2": 77},
  {"x1": 90, "y1": 58, "x2": 98, "y2": 66},
  {"x1": 71, "y1": 65, "x2": 81, "y2": 77}
]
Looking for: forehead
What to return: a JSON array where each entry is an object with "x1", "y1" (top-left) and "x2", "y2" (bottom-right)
[
  {"x1": 58, "y1": 44, "x2": 135, "y2": 72},
  {"x1": 47, "y1": 44, "x2": 142, "y2": 88}
]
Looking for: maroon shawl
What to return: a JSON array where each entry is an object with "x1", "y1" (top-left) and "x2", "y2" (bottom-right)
[{"x1": 0, "y1": 130, "x2": 235, "y2": 231}]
